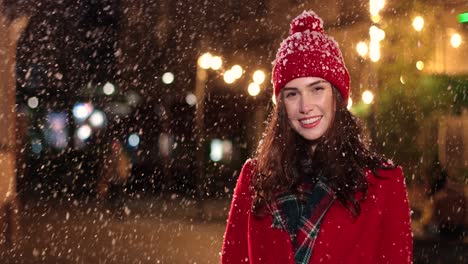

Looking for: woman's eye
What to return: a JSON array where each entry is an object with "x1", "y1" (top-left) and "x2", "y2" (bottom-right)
[
  {"x1": 285, "y1": 92, "x2": 297, "y2": 98},
  {"x1": 313, "y1": 86, "x2": 324, "y2": 92}
]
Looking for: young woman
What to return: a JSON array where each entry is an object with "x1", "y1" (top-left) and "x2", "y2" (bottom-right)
[{"x1": 221, "y1": 11, "x2": 413, "y2": 264}]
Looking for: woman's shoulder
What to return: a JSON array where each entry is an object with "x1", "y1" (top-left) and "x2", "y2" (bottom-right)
[
  {"x1": 366, "y1": 161, "x2": 405, "y2": 187},
  {"x1": 242, "y1": 158, "x2": 257, "y2": 170},
  {"x1": 239, "y1": 158, "x2": 257, "y2": 179},
  {"x1": 364, "y1": 163, "x2": 409, "y2": 207},
  {"x1": 233, "y1": 159, "x2": 257, "y2": 198}
]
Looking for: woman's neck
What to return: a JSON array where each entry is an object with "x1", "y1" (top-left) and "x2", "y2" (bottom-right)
[{"x1": 310, "y1": 144, "x2": 317, "y2": 153}]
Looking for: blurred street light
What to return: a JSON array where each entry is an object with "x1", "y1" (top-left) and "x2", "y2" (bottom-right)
[
  {"x1": 223, "y1": 70, "x2": 236, "y2": 84},
  {"x1": 210, "y1": 56, "x2": 223, "y2": 70},
  {"x1": 231, "y1": 65, "x2": 243, "y2": 79},
  {"x1": 369, "y1": 26, "x2": 384, "y2": 62},
  {"x1": 195, "y1": 52, "x2": 265, "y2": 205},
  {"x1": 451, "y1": 33, "x2": 462, "y2": 48},
  {"x1": 210, "y1": 139, "x2": 223, "y2": 162},
  {"x1": 248, "y1": 82, "x2": 260, "y2": 97},
  {"x1": 103, "y1": 82, "x2": 115, "y2": 95},
  {"x1": 369, "y1": 40, "x2": 381, "y2": 62},
  {"x1": 77, "y1": 125, "x2": 92, "y2": 141},
  {"x1": 185, "y1": 93, "x2": 196, "y2": 106},
  {"x1": 253, "y1": 70, "x2": 266, "y2": 84},
  {"x1": 73, "y1": 102, "x2": 94, "y2": 122},
  {"x1": 369, "y1": 0, "x2": 385, "y2": 23},
  {"x1": 224, "y1": 65, "x2": 243, "y2": 84},
  {"x1": 162, "y1": 72, "x2": 175, "y2": 84},
  {"x1": 416, "y1": 60, "x2": 425, "y2": 71},
  {"x1": 367, "y1": 0, "x2": 383, "y2": 145},
  {"x1": 194, "y1": 51, "x2": 223, "y2": 204},
  {"x1": 27, "y1": 96, "x2": 39, "y2": 109},
  {"x1": 413, "y1": 16, "x2": 424, "y2": 31},
  {"x1": 356, "y1": 41, "x2": 368, "y2": 57},
  {"x1": 89, "y1": 110, "x2": 106, "y2": 128},
  {"x1": 198, "y1": 52, "x2": 212, "y2": 69},
  {"x1": 370, "y1": 26, "x2": 385, "y2": 41},
  {"x1": 128, "y1": 133, "x2": 140, "y2": 148},
  {"x1": 362, "y1": 90, "x2": 374, "y2": 104}
]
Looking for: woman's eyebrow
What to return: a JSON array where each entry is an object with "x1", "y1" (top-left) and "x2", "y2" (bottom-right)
[
  {"x1": 283, "y1": 80, "x2": 327, "y2": 90},
  {"x1": 282, "y1": 87, "x2": 298, "y2": 91},
  {"x1": 306, "y1": 80, "x2": 328, "y2": 87}
]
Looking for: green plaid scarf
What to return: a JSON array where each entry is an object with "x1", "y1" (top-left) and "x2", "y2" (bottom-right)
[{"x1": 268, "y1": 179, "x2": 335, "y2": 264}]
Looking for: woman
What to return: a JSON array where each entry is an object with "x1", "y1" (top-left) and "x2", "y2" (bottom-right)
[{"x1": 221, "y1": 11, "x2": 413, "y2": 264}]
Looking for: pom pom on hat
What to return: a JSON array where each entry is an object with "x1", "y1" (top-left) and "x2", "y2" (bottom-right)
[
  {"x1": 272, "y1": 11, "x2": 350, "y2": 105},
  {"x1": 290, "y1": 10, "x2": 324, "y2": 35}
]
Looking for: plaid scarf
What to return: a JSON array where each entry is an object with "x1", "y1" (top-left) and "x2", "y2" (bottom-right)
[{"x1": 268, "y1": 179, "x2": 335, "y2": 264}]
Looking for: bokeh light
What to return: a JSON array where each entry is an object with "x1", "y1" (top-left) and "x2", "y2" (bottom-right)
[
  {"x1": 362, "y1": 90, "x2": 374, "y2": 104},
  {"x1": 253, "y1": 70, "x2": 266, "y2": 84},
  {"x1": 27, "y1": 97, "x2": 39, "y2": 109},
  {"x1": 103, "y1": 82, "x2": 115, "y2": 95},
  {"x1": 248, "y1": 82, "x2": 260, "y2": 97},
  {"x1": 413, "y1": 16, "x2": 424, "y2": 31}
]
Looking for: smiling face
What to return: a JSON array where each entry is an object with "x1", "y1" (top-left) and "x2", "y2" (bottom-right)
[{"x1": 282, "y1": 77, "x2": 336, "y2": 144}]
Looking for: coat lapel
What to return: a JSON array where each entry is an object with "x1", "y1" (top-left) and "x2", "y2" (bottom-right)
[
  {"x1": 267, "y1": 180, "x2": 336, "y2": 264},
  {"x1": 294, "y1": 181, "x2": 335, "y2": 263}
]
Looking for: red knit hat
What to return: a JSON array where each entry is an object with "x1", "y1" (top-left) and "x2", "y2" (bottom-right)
[{"x1": 272, "y1": 11, "x2": 350, "y2": 104}]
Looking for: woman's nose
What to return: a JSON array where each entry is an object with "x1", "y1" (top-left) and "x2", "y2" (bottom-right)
[{"x1": 299, "y1": 96, "x2": 314, "y2": 114}]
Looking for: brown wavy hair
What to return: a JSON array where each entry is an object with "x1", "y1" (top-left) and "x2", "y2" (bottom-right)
[{"x1": 252, "y1": 86, "x2": 392, "y2": 217}]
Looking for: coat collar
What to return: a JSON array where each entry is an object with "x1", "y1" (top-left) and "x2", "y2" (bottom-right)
[{"x1": 267, "y1": 180, "x2": 335, "y2": 264}]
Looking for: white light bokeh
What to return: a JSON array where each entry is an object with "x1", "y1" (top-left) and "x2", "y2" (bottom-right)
[
  {"x1": 27, "y1": 97, "x2": 39, "y2": 109},
  {"x1": 369, "y1": 0, "x2": 385, "y2": 17},
  {"x1": 412, "y1": 16, "x2": 424, "y2": 31},
  {"x1": 185, "y1": 93, "x2": 197, "y2": 106},
  {"x1": 416, "y1": 61, "x2": 424, "y2": 71},
  {"x1": 451, "y1": 33, "x2": 462, "y2": 48},
  {"x1": 77, "y1": 125, "x2": 92, "y2": 140},
  {"x1": 128, "y1": 133, "x2": 140, "y2": 147},
  {"x1": 162, "y1": 72, "x2": 175, "y2": 84},
  {"x1": 362, "y1": 90, "x2": 374, "y2": 105},
  {"x1": 103, "y1": 82, "x2": 115, "y2": 95},
  {"x1": 253, "y1": 70, "x2": 266, "y2": 84},
  {"x1": 231, "y1": 65, "x2": 243, "y2": 79},
  {"x1": 248, "y1": 82, "x2": 260, "y2": 97},
  {"x1": 210, "y1": 139, "x2": 223, "y2": 162},
  {"x1": 223, "y1": 70, "x2": 236, "y2": 84},
  {"x1": 369, "y1": 26, "x2": 385, "y2": 41},
  {"x1": 73, "y1": 102, "x2": 94, "y2": 121},
  {"x1": 369, "y1": 40, "x2": 381, "y2": 62},
  {"x1": 89, "y1": 110, "x2": 106, "y2": 128},
  {"x1": 356, "y1": 42, "x2": 368, "y2": 57},
  {"x1": 198, "y1": 53, "x2": 212, "y2": 69},
  {"x1": 210, "y1": 56, "x2": 223, "y2": 70}
]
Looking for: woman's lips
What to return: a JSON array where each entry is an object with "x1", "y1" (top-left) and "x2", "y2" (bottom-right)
[{"x1": 299, "y1": 116, "x2": 322, "y2": 128}]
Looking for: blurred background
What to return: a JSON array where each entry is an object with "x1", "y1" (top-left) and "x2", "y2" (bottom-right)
[{"x1": 0, "y1": 0, "x2": 467, "y2": 263}]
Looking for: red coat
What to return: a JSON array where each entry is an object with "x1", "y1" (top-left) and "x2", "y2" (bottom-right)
[{"x1": 221, "y1": 159, "x2": 413, "y2": 263}]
